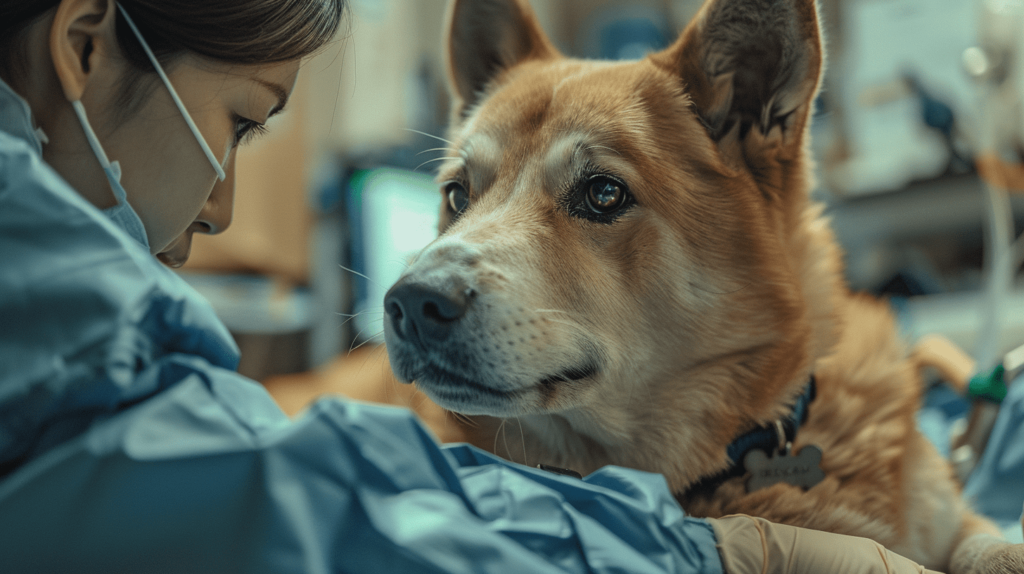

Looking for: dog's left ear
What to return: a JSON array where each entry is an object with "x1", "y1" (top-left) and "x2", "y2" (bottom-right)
[
  {"x1": 653, "y1": 0, "x2": 823, "y2": 150},
  {"x1": 446, "y1": 0, "x2": 559, "y2": 121}
]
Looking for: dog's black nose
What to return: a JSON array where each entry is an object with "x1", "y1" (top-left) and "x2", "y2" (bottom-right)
[{"x1": 384, "y1": 280, "x2": 472, "y2": 344}]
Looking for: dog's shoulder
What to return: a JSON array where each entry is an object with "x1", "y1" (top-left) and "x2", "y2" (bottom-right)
[{"x1": 816, "y1": 293, "x2": 921, "y2": 408}]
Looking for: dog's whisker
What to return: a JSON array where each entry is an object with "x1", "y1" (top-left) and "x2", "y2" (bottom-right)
[
  {"x1": 338, "y1": 313, "x2": 364, "y2": 330},
  {"x1": 367, "y1": 344, "x2": 397, "y2": 404},
  {"x1": 339, "y1": 264, "x2": 383, "y2": 288},
  {"x1": 515, "y1": 416, "x2": 528, "y2": 465},
  {"x1": 494, "y1": 419, "x2": 505, "y2": 457},
  {"x1": 403, "y1": 128, "x2": 455, "y2": 146},
  {"x1": 347, "y1": 328, "x2": 368, "y2": 354},
  {"x1": 455, "y1": 411, "x2": 479, "y2": 428},
  {"x1": 501, "y1": 420, "x2": 516, "y2": 461},
  {"x1": 335, "y1": 311, "x2": 384, "y2": 318},
  {"x1": 348, "y1": 328, "x2": 384, "y2": 354},
  {"x1": 441, "y1": 409, "x2": 452, "y2": 435},
  {"x1": 415, "y1": 156, "x2": 461, "y2": 172},
  {"x1": 410, "y1": 383, "x2": 429, "y2": 411},
  {"x1": 349, "y1": 335, "x2": 382, "y2": 354},
  {"x1": 416, "y1": 147, "x2": 453, "y2": 156},
  {"x1": 337, "y1": 308, "x2": 385, "y2": 330},
  {"x1": 387, "y1": 258, "x2": 412, "y2": 270}
]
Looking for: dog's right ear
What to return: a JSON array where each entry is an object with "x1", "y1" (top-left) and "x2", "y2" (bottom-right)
[
  {"x1": 446, "y1": 0, "x2": 558, "y2": 120},
  {"x1": 653, "y1": 0, "x2": 823, "y2": 145}
]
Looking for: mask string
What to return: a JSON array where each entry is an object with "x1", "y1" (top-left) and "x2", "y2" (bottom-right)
[
  {"x1": 70, "y1": 101, "x2": 113, "y2": 173},
  {"x1": 115, "y1": 3, "x2": 227, "y2": 181},
  {"x1": 71, "y1": 100, "x2": 128, "y2": 203}
]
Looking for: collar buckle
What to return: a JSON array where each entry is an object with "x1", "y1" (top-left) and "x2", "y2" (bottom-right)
[
  {"x1": 773, "y1": 419, "x2": 791, "y2": 456},
  {"x1": 683, "y1": 376, "x2": 819, "y2": 498}
]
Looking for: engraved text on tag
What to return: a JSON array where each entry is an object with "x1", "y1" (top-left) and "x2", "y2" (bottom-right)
[{"x1": 744, "y1": 445, "x2": 825, "y2": 492}]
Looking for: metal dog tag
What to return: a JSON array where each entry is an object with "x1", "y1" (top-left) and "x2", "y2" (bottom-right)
[{"x1": 744, "y1": 445, "x2": 825, "y2": 492}]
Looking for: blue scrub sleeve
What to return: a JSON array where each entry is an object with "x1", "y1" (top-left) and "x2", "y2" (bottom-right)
[{"x1": 0, "y1": 360, "x2": 722, "y2": 574}]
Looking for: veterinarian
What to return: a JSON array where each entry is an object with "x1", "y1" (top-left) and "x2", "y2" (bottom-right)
[{"x1": 0, "y1": 0, "x2": 951, "y2": 572}]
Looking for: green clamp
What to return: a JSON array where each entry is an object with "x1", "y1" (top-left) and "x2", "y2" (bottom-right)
[{"x1": 968, "y1": 364, "x2": 1008, "y2": 404}]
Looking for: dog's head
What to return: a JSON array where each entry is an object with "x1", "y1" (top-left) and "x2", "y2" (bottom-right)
[{"x1": 384, "y1": 0, "x2": 841, "y2": 485}]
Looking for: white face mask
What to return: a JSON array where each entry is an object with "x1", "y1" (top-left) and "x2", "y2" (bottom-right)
[{"x1": 72, "y1": 3, "x2": 228, "y2": 250}]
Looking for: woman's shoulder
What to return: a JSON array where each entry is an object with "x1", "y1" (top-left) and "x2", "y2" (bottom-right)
[
  {"x1": 0, "y1": 129, "x2": 108, "y2": 226},
  {"x1": 0, "y1": 126, "x2": 240, "y2": 384}
]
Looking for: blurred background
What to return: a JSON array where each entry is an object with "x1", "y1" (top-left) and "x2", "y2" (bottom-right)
[{"x1": 176, "y1": 0, "x2": 1024, "y2": 384}]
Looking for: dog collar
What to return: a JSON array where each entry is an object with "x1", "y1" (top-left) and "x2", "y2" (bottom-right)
[{"x1": 685, "y1": 376, "x2": 817, "y2": 497}]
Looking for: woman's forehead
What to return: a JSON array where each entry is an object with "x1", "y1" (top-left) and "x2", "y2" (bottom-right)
[{"x1": 173, "y1": 57, "x2": 301, "y2": 106}]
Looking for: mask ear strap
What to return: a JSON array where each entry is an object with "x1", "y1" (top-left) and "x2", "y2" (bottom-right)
[
  {"x1": 116, "y1": 3, "x2": 227, "y2": 181},
  {"x1": 71, "y1": 100, "x2": 127, "y2": 201},
  {"x1": 71, "y1": 100, "x2": 113, "y2": 172}
]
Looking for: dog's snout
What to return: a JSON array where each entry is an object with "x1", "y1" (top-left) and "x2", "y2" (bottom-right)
[{"x1": 385, "y1": 280, "x2": 474, "y2": 344}]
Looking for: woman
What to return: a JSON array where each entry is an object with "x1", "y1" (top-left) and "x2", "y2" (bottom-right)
[{"x1": 0, "y1": 1, "x2": 946, "y2": 572}]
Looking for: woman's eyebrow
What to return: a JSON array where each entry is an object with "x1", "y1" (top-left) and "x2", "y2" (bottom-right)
[{"x1": 256, "y1": 79, "x2": 290, "y2": 117}]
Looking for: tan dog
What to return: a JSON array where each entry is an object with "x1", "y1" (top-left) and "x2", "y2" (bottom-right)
[{"x1": 382, "y1": 0, "x2": 1024, "y2": 570}]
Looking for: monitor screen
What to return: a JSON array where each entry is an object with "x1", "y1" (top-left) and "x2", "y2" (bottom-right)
[{"x1": 347, "y1": 168, "x2": 442, "y2": 343}]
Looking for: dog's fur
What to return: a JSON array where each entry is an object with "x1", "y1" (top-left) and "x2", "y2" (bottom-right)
[{"x1": 383, "y1": 0, "x2": 1023, "y2": 570}]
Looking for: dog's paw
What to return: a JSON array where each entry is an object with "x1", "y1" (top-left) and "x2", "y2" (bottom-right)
[
  {"x1": 976, "y1": 542, "x2": 1024, "y2": 574},
  {"x1": 953, "y1": 535, "x2": 1024, "y2": 574}
]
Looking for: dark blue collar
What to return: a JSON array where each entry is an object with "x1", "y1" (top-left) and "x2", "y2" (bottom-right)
[{"x1": 685, "y1": 376, "x2": 817, "y2": 498}]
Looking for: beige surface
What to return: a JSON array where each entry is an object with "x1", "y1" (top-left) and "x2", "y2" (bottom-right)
[{"x1": 262, "y1": 344, "x2": 470, "y2": 444}]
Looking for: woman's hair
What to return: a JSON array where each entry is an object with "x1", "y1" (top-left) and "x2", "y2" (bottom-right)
[{"x1": 1, "y1": 0, "x2": 347, "y2": 109}]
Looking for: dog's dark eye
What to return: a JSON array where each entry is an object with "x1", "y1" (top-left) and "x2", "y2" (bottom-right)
[
  {"x1": 446, "y1": 182, "x2": 470, "y2": 214},
  {"x1": 585, "y1": 177, "x2": 627, "y2": 214}
]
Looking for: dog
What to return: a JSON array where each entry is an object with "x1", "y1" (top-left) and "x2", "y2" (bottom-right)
[{"x1": 382, "y1": 0, "x2": 1024, "y2": 570}]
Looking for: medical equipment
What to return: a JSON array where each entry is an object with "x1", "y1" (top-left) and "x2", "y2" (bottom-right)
[{"x1": 965, "y1": 0, "x2": 1024, "y2": 373}]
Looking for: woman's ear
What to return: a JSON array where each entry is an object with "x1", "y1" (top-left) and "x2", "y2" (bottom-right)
[{"x1": 49, "y1": 0, "x2": 119, "y2": 102}]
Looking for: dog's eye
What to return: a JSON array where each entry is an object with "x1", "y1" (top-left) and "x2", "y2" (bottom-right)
[
  {"x1": 585, "y1": 177, "x2": 627, "y2": 214},
  {"x1": 446, "y1": 182, "x2": 470, "y2": 214}
]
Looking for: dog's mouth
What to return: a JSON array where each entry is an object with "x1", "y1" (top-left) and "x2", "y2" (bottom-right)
[
  {"x1": 538, "y1": 363, "x2": 599, "y2": 388},
  {"x1": 418, "y1": 364, "x2": 520, "y2": 398},
  {"x1": 412, "y1": 360, "x2": 599, "y2": 413}
]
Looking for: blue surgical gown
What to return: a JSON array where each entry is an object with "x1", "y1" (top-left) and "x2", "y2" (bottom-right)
[{"x1": 0, "y1": 79, "x2": 723, "y2": 573}]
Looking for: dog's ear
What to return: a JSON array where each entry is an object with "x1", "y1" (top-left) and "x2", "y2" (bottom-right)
[
  {"x1": 446, "y1": 0, "x2": 558, "y2": 120},
  {"x1": 654, "y1": 0, "x2": 823, "y2": 146}
]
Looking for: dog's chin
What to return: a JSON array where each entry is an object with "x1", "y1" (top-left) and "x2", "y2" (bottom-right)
[
  {"x1": 389, "y1": 351, "x2": 598, "y2": 417},
  {"x1": 385, "y1": 322, "x2": 600, "y2": 415},
  {"x1": 413, "y1": 365, "x2": 527, "y2": 416}
]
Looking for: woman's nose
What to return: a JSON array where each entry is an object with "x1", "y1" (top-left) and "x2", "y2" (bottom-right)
[{"x1": 196, "y1": 151, "x2": 236, "y2": 235}]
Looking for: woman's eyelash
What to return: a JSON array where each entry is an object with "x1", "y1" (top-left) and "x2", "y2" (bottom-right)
[{"x1": 234, "y1": 116, "x2": 268, "y2": 145}]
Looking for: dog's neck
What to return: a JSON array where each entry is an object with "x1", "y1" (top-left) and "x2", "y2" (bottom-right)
[
  {"x1": 464, "y1": 371, "x2": 819, "y2": 492},
  {"x1": 683, "y1": 376, "x2": 817, "y2": 497}
]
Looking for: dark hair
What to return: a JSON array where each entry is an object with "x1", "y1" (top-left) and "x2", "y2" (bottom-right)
[{"x1": 1, "y1": 0, "x2": 347, "y2": 109}]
